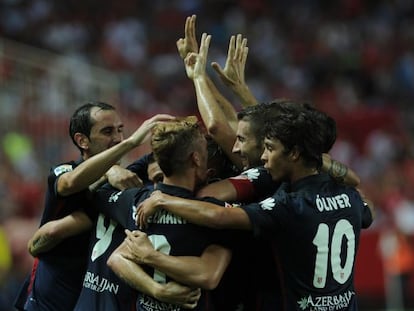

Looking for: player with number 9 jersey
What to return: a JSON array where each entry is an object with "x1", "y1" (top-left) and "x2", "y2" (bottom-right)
[{"x1": 73, "y1": 186, "x2": 151, "y2": 311}]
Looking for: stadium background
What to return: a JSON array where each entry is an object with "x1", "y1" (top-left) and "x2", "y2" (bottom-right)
[{"x1": 0, "y1": 0, "x2": 413, "y2": 310}]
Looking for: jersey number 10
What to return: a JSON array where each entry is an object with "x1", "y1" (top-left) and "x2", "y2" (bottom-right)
[{"x1": 312, "y1": 219, "x2": 355, "y2": 288}]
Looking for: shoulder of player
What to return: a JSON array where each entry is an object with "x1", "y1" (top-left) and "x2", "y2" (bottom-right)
[{"x1": 50, "y1": 160, "x2": 78, "y2": 177}]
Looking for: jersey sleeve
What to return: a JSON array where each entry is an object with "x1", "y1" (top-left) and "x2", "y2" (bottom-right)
[
  {"x1": 125, "y1": 153, "x2": 152, "y2": 183},
  {"x1": 228, "y1": 167, "x2": 279, "y2": 202},
  {"x1": 93, "y1": 187, "x2": 146, "y2": 228},
  {"x1": 241, "y1": 187, "x2": 291, "y2": 238},
  {"x1": 361, "y1": 201, "x2": 373, "y2": 228},
  {"x1": 48, "y1": 163, "x2": 75, "y2": 197}
]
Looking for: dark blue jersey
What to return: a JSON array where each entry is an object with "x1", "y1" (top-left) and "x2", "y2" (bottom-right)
[
  {"x1": 136, "y1": 182, "x2": 226, "y2": 311},
  {"x1": 74, "y1": 186, "x2": 151, "y2": 311},
  {"x1": 242, "y1": 174, "x2": 374, "y2": 311},
  {"x1": 211, "y1": 230, "x2": 282, "y2": 311},
  {"x1": 126, "y1": 153, "x2": 153, "y2": 186},
  {"x1": 15, "y1": 159, "x2": 93, "y2": 311}
]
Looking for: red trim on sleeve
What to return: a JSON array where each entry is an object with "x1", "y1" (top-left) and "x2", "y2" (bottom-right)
[
  {"x1": 27, "y1": 257, "x2": 39, "y2": 294},
  {"x1": 228, "y1": 176, "x2": 256, "y2": 202}
]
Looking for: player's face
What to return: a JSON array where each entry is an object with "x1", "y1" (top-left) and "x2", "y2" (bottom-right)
[
  {"x1": 232, "y1": 120, "x2": 263, "y2": 170},
  {"x1": 261, "y1": 137, "x2": 291, "y2": 182},
  {"x1": 86, "y1": 107, "x2": 124, "y2": 157},
  {"x1": 147, "y1": 161, "x2": 164, "y2": 185}
]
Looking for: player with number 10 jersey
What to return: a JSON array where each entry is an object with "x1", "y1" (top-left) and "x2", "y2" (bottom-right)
[{"x1": 241, "y1": 174, "x2": 373, "y2": 311}]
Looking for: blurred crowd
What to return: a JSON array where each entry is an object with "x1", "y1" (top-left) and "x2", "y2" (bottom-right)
[{"x1": 0, "y1": 0, "x2": 414, "y2": 309}]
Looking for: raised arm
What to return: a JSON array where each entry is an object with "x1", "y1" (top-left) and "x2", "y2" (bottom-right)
[
  {"x1": 107, "y1": 241, "x2": 200, "y2": 308},
  {"x1": 119, "y1": 229, "x2": 231, "y2": 290},
  {"x1": 177, "y1": 16, "x2": 243, "y2": 169},
  {"x1": 177, "y1": 15, "x2": 238, "y2": 130},
  {"x1": 185, "y1": 33, "x2": 243, "y2": 169},
  {"x1": 211, "y1": 34, "x2": 258, "y2": 108},
  {"x1": 58, "y1": 114, "x2": 175, "y2": 196},
  {"x1": 28, "y1": 211, "x2": 92, "y2": 257}
]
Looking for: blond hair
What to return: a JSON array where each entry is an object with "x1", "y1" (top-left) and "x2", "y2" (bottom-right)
[{"x1": 151, "y1": 116, "x2": 203, "y2": 177}]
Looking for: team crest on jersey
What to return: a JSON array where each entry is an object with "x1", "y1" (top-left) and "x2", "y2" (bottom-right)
[
  {"x1": 242, "y1": 168, "x2": 260, "y2": 181},
  {"x1": 259, "y1": 197, "x2": 275, "y2": 210},
  {"x1": 53, "y1": 164, "x2": 73, "y2": 176},
  {"x1": 108, "y1": 191, "x2": 123, "y2": 203}
]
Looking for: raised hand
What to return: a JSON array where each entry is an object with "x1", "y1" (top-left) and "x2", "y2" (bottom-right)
[
  {"x1": 176, "y1": 15, "x2": 199, "y2": 60},
  {"x1": 106, "y1": 165, "x2": 143, "y2": 190},
  {"x1": 184, "y1": 33, "x2": 211, "y2": 80},
  {"x1": 128, "y1": 114, "x2": 176, "y2": 147},
  {"x1": 211, "y1": 34, "x2": 249, "y2": 89}
]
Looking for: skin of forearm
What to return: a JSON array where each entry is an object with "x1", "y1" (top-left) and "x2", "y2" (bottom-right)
[
  {"x1": 231, "y1": 83, "x2": 258, "y2": 107},
  {"x1": 321, "y1": 155, "x2": 360, "y2": 187},
  {"x1": 59, "y1": 138, "x2": 136, "y2": 196},
  {"x1": 142, "y1": 247, "x2": 229, "y2": 290},
  {"x1": 29, "y1": 212, "x2": 92, "y2": 256},
  {"x1": 193, "y1": 77, "x2": 243, "y2": 169},
  {"x1": 159, "y1": 196, "x2": 223, "y2": 229},
  {"x1": 156, "y1": 194, "x2": 251, "y2": 230},
  {"x1": 29, "y1": 233, "x2": 59, "y2": 257},
  {"x1": 205, "y1": 77, "x2": 238, "y2": 127},
  {"x1": 193, "y1": 77, "x2": 234, "y2": 132},
  {"x1": 108, "y1": 251, "x2": 162, "y2": 296}
]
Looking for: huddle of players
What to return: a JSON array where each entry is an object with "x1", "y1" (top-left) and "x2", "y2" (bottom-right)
[{"x1": 15, "y1": 15, "x2": 374, "y2": 311}]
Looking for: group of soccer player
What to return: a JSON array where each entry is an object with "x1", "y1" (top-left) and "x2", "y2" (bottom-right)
[{"x1": 14, "y1": 14, "x2": 375, "y2": 311}]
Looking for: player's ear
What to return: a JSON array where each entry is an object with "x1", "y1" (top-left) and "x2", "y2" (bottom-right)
[
  {"x1": 289, "y1": 146, "x2": 301, "y2": 162},
  {"x1": 74, "y1": 133, "x2": 89, "y2": 152},
  {"x1": 191, "y1": 151, "x2": 201, "y2": 167}
]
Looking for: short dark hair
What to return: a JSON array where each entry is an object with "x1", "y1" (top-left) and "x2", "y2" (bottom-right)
[
  {"x1": 264, "y1": 103, "x2": 330, "y2": 168},
  {"x1": 69, "y1": 101, "x2": 115, "y2": 154},
  {"x1": 236, "y1": 102, "x2": 278, "y2": 145}
]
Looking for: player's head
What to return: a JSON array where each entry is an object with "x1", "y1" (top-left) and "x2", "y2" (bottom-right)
[
  {"x1": 69, "y1": 102, "x2": 124, "y2": 158},
  {"x1": 233, "y1": 104, "x2": 272, "y2": 170},
  {"x1": 261, "y1": 104, "x2": 327, "y2": 182},
  {"x1": 151, "y1": 116, "x2": 208, "y2": 186},
  {"x1": 233, "y1": 99, "x2": 296, "y2": 170},
  {"x1": 300, "y1": 103, "x2": 337, "y2": 153}
]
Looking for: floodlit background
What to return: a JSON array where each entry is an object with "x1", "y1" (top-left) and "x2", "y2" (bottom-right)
[{"x1": 0, "y1": 1, "x2": 413, "y2": 310}]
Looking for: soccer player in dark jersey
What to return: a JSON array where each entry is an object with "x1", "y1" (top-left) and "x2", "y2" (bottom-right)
[
  {"x1": 103, "y1": 117, "x2": 232, "y2": 311},
  {"x1": 178, "y1": 28, "x2": 364, "y2": 310},
  {"x1": 24, "y1": 141, "x2": 201, "y2": 309},
  {"x1": 136, "y1": 104, "x2": 375, "y2": 311},
  {"x1": 179, "y1": 31, "x2": 359, "y2": 203},
  {"x1": 15, "y1": 102, "x2": 175, "y2": 311}
]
